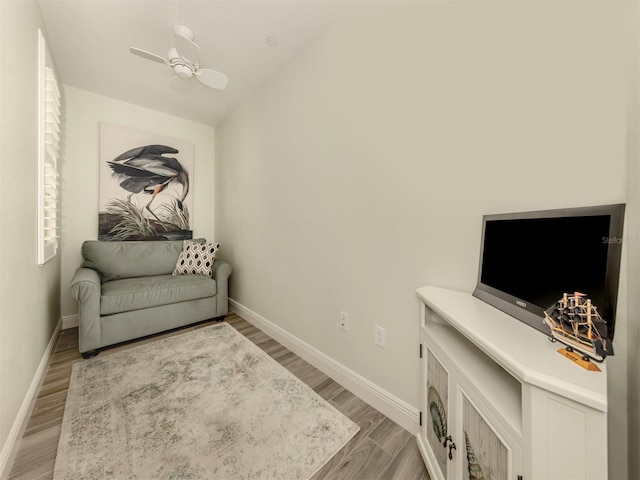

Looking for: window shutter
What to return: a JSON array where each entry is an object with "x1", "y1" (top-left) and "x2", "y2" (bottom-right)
[{"x1": 38, "y1": 30, "x2": 61, "y2": 265}]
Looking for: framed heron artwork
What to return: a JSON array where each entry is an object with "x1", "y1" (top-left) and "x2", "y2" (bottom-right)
[{"x1": 98, "y1": 122, "x2": 194, "y2": 241}]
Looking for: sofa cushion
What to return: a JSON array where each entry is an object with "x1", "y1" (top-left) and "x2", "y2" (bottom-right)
[
  {"x1": 173, "y1": 240, "x2": 220, "y2": 277},
  {"x1": 82, "y1": 240, "x2": 185, "y2": 282},
  {"x1": 100, "y1": 274, "x2": 217, "y2": 315}
]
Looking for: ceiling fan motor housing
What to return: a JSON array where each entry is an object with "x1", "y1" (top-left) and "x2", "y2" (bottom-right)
[
  {"x1": 167, "y1": 48, "x2": 195, "y2": 78},
  {"x1": 173, "y1": 63, "x2": 193, "y2": 79}
]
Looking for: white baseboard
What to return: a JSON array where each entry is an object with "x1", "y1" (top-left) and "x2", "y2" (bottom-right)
[
  {"x1": 62, "y1": 314, "x2": 78, "y2": 329},
  {"x1": 229, "y1": 299, "x2": 419, "y2": 434},
  {"x1": 0, "y1": 319, "x2": 61, "y2": 480}
]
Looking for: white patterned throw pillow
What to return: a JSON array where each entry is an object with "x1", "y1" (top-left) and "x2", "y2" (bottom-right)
[{"x1": 172, "y1": 240, "x2": 220, "y2": 277}]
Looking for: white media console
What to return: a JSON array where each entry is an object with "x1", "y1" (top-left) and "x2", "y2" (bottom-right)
[{"x1": 416, "y1": 285, "x2": 608, "y2": 480}]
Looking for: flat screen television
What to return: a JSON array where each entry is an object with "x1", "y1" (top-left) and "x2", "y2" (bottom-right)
[{"x1": 473, "y1": 203, "x2": 625, "y2": 351}]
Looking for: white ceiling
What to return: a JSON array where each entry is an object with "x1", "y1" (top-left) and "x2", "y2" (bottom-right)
[{"x1": 39, "y1": 0, "x2": 353, "y2": 126}]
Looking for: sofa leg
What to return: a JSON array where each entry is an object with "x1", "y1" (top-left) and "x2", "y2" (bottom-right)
[{"x1": 81, "y1": 349, "x2": 100, "y2": 359}]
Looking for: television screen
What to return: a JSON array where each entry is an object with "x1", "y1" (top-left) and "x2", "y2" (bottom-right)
[{"x1": 473, "y1": 204, "x2": 625, "y2": 348}]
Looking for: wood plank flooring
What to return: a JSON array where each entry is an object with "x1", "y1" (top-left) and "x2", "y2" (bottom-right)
[{"x1": 8, "y1": 313, "x2": 429, "y2": 480}]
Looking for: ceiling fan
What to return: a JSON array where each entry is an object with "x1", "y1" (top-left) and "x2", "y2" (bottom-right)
[{"x1": 130, "y1": 25, "x2": 228, "y2": 91}]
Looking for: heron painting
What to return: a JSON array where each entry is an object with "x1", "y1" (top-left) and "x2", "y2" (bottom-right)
[{"x1": 99, "y1": 123, "x2": 194, "y2": 241}]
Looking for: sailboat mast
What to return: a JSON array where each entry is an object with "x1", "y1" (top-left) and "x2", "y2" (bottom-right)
[{"x1": 586, "y1": 299, "x2": 593, "y2": 339}]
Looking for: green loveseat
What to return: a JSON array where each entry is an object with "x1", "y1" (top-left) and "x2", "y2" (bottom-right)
[{"x1": 70, "y1": 240, "x2": 232, "y2": 358}]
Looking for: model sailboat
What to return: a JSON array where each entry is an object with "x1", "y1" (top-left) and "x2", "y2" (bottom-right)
[{"x1": 544, "y1": 292, "x2": 610, "y2": 362}]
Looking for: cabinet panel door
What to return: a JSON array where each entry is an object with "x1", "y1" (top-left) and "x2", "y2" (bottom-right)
[
  {"x1": 460, "y1": 389, "x2": 521, "y2": 480},
  {"x1": 425, "y1": 346, "x2": 449, "y2": 478}
]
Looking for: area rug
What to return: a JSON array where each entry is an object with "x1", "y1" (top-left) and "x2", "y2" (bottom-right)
[{"x1": 53, "y1": 323, "x2": 359, "y2": 479}]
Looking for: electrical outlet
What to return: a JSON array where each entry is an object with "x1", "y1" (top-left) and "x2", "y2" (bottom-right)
[
  {"x1": 339, "y1": 312, "x2": 349, "y2": 331},
  {"x1": 374, "y1": 326, "x2": 386, "y2": 347}
]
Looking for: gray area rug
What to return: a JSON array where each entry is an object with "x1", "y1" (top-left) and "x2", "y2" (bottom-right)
[{"x1": 53, "y1": 323, "x2": 359, "y2": 479}]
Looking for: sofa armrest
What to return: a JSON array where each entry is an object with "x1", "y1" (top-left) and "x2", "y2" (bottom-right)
[
  {"x1": 211, "y1": 260, "x2": 232, "y2": 316},
  {"x1": 70, "y1": 267, "x2": 102, "y2": 353}
]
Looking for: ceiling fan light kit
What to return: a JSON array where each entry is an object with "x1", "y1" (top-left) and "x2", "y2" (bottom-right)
[{"x1": 130, "y1": 24, "x2": 228, "y2": 91}]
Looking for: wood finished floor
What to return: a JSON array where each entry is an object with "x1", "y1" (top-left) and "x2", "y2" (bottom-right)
[{"x1": 8, "y1": 313, "x2": 429, "y2": 480}]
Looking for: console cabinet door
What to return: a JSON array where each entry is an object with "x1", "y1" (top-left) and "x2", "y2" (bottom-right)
[
  {"x1": 421, "y1": 344, "x2": 450, "y2": 480},
  {"x1": 419, "y1": 340, "x2": 523, "y2": 480},
  {"x1": 458, "y1": 387, "x2": 522, "y2": 480}
]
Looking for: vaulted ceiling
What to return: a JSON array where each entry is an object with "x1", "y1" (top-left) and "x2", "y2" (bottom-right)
[{"x1": 39, "y1": 0, "x2": 352, "y2": 126}]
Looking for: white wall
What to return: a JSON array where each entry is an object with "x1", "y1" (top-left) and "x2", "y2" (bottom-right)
[
  {"x1": 60, "y1": 87, "x2": 216, "y2": 319},
  {"x1": 0, "y1": 0, "x2": 61, "y2": 475},
  {"x1": 626, "y1": 1, "x2": 640, "y2": 479},
  {"x1": 215, "y1": 1, "x2": 632, "y2": 477}
]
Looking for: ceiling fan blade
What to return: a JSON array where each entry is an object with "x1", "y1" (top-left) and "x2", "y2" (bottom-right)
[
  {"x1": 195, "y1": 68, "x2": 228, "y2": 91},
  {"x1": 175, "y1": 34, "x2": 200, "y2": 64},
  {"x1": 130, "y1": 47, "x2": 168, "y2": 64}
]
